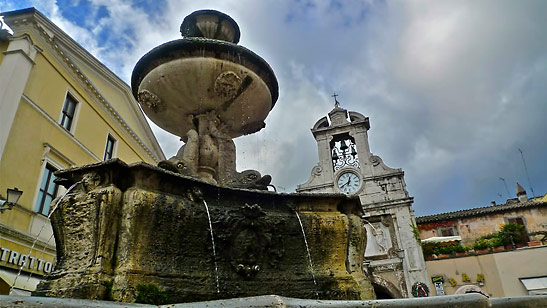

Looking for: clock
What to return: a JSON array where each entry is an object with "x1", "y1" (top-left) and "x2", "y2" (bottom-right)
[{"x1": 337, "y1": 170, "x2": 361, "y2": 194}]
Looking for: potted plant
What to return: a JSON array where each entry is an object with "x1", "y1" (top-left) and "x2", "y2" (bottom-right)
[
  {"x1": 422, "y1": 244, "x2": 434, "y2": 260},
  {"x1": 491, "y1": 237, "x2": 505, "y2": 252},
  {"x1": 499, "y1": 223, "x2": 529, "y2": 248},
  {"x1": 454, "y1": 243, "x2": 467, "y2": 257},
  {"x1": 437, "y1": 244, "x2": 454, "y2": 258},
  {"x1": 473, "y1": 239, "x2": 489, "y2": 254}
]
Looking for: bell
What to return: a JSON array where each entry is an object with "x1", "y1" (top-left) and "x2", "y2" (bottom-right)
[
  {"x1": 351, "y1": 146, "x2": 357, "y2": 157},
  {"x1": 340, "y1": 140, "x2": 348, "y2": 151},
  {"x1": 332, "y1": 149, "x2": 339, "y2": 161}
]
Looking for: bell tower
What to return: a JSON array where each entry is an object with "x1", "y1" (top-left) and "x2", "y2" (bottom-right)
[{"x1": 297, "y1": 96, "x2": 429, "y2": 298}]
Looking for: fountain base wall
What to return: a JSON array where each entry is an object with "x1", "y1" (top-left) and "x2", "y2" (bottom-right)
[{"x1": 34, "y1": 159, "x2": 374, "y2": 303}]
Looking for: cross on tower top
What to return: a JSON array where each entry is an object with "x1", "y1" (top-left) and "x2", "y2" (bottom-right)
[{"x1": 332, "y1": 93, "x2": 340, "y2": 108}]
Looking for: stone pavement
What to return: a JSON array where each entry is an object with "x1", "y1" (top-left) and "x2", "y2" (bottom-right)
[{"x1": 1, "y1": 294, "x2": 547, "y2": 307}]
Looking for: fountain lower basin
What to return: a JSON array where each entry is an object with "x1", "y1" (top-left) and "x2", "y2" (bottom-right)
[{"x1": 34, "y1": 159, "x2": 374, "y2": 303}]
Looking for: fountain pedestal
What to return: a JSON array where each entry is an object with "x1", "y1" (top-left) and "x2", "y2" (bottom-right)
[{"x1": 34, "y1": 159, "x2": 375, "y2": 303}]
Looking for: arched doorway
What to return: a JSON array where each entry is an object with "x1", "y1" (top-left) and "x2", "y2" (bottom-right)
[
  {"x1": 373, "y1": 283, "x2": 395, "y2": 299},
  {"x1": 370, "y1": 276, "x2": 403, "y2": 299}
]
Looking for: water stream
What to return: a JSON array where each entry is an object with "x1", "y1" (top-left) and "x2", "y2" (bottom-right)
[
  {"x1": 294, "y1": 211, "x2": 319, "y2": 299},
  {"x1": 10, "y1": 181, "x2": 82, "y2": 294},
  {"x1": 202, "y1": 199, "x2": 220, "y2": 293}
]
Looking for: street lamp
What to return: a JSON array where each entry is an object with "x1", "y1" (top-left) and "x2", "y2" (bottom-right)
[{"x1": 0, "y1": 187, "x2": 23, "y2": 213}]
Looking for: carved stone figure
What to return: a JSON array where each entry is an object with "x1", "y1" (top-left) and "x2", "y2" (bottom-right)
[{"x1": 157, "y1": 110, "x2": 271, "y2": 188}]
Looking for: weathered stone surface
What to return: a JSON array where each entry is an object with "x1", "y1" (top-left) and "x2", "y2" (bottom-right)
[
  {"x1": 33, "y1": 168, "x2": 124, "y2": 300},
  {"x1": 34, "y1": 159, "x2": 374, "y2": 303}
]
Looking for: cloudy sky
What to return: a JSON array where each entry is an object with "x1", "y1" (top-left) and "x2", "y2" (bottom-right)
[{"x1": 2, "y1": 0, "x2": 546, "y2": 216}]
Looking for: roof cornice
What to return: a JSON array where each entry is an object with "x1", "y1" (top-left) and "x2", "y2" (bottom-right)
[{"x1": 416, "y1": 199, "x2": 547, "y2": 224}]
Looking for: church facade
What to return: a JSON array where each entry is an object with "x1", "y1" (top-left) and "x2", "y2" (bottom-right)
[{"x1": 297, "y1": 100, "x2": 429, "y2": 298}]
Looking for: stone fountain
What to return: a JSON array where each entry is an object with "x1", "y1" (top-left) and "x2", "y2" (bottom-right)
[
  {"x1": 16, "y1": 10, "x2": 547, "y2": 308},
  {"x1": 32, "y1": 10, "x2": 375, "y2": 303},
  {"x1": 133, "y1": 10, "x2": 277, "y2": 189}
]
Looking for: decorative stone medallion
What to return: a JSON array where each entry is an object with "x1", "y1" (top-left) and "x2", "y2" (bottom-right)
[
  {"x1": 369, "y1": 155, "x2": 381, "y2": 166},
  {"x1": 215, "y1": 203, "x2": 284, "y2": 278},
  {"x1": 312, "y1": 165, "x2": 323, "y2": 176},
  {"x1": 214, "y1": 71, "x2": 241, "y2": 99},
  {"x1": 137, "y1": 90, "x2": 162, "y2": 112}
]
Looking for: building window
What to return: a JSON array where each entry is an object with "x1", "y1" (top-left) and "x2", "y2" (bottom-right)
[
  {"x1": 437, "y1": 226, "x2": 457, "y2": 237},
  {"x1": 506, "y1": 216, "x2": 530, "y2": 242},
  {"x1": 60, "y1": 94, "x2": 78, "y2": 131},
  {"x1": 104, "y1": 135, "x2": 116, "y2": 160},
  {"x1": 507, "y1": 217, "x2": 526, "y2": 226},
  {"x1": 35, "y1": 163, "x2": 58, "y2": 216}
]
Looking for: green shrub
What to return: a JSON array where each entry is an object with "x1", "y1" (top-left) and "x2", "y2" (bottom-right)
[
  {"x1": 489, "y1": 236, "x2": 505, "y2": 248},
  {"x1": 473, "y1": 239, "x2": 489, "y2": 250},
  {"x1": 421, "y1": 241, "x2": 466, "y2": 256},
  {"x1": 438, "y1": 245, "x2": 454, "y2": 255},
  {"x1": 479, "y1": 233, "x2": 497, "y2": 240},
  {"x1": 453, "y1": 243, "x2": 466, "y2": 253},
  {"x1": 135, "y1": 284, "x2": 169, "y2": 305},
  {"x1": 499, "y1": 223, "x2": 528, "y2": 245},
  {"x1": 470, "y1": 224, "x2": 528, "y2": 250},
  {"x1": 101, "y1": 280, "x2": 113, "y2": 301},
  {"x1": 422, "y1": 245, "x2": 434, "y2": 256}
]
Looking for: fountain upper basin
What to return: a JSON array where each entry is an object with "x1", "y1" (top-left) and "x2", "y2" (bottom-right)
[{"x1": 132, "y1": 38, "x2": 279, "y2": 139}]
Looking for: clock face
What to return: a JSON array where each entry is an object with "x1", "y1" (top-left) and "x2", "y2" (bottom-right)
[{"x1": 337, "y1": 171, "x2": 361, "y2": 194}]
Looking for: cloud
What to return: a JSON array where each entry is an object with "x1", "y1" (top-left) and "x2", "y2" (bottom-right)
[{"x1": 7, "y1": 0, "x2": 547, "y2": 215}]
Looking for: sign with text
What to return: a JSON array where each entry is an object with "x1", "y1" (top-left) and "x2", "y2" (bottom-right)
[
  {"x1": 432, "y1": 276, "x2": 445, "y2": 296},
  {"x1": 0, "y1": 247, "x2": 53, "y2": 274}
]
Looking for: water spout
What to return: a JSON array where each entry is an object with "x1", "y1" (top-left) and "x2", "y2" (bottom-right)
[
  {"x1": 294, "y1": 211, "x2": 319, "y2": 299},
  {"x1": 202, "y1": 199, "x2": 220, "y2": 293}
]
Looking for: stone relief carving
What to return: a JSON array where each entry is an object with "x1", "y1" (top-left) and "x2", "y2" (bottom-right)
[
  {"x1": 372, "y1": 226, "x2": 387, "y2": 253},
  {"x1": 214, "y1": 203, "x2": 284, "y2": 278},
  {"x1": 227, "y1": 170, "x2": 272, "y2": 190},
  {"x1": 364, "y1": 220, "x2": 392, "y2": 256},
  {"x1": 137, "y1": 90, "x2": 161, "y2": 112},
  {"x1": 369, "y1": 155, "x2": 381, "y2": 166},
  {"x1": 81, "y1": 172, "x2": 102, "y2": 192},
  {"x1": 157, "y1": 110, "x2": 272, "y2": 189},
  {"x1": 214, "y1": 71, "x2": 241, "y2": 99},
  {"x1": 312, "y1": 165, "x2": 323, "y2": 176}
]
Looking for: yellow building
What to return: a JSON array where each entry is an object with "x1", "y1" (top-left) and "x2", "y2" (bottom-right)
[{"x1": 0, "y1": 8, "x2": 165, "y2": 295}]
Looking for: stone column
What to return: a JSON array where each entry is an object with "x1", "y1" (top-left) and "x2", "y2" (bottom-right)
[{"x1": 0, "y1": 33, "x2": 42, "y2": 160}]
